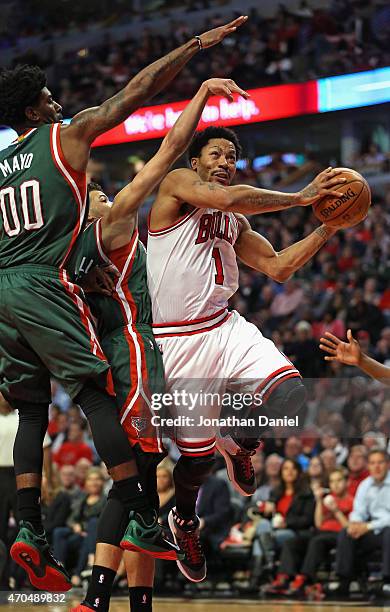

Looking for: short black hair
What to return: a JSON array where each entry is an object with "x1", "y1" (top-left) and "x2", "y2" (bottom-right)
[
  {"x1": 0, "y1": 65, "x2": 47, "y2": 128},
  {"x1": 87, "y1": 182, "x2": 104, "y2": 194},
  {"x1": 188, "y1": 127, "x2": 242, "y2": 162}
]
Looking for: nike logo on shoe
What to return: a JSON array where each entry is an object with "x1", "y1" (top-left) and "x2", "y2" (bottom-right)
[{"x1": 163, "y1": 539, "x2": 180, "y2": 551}]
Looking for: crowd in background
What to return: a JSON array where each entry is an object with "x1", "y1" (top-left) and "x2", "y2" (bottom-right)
[
  {"x1": 1, "y1": 393, "x2": 389, "y2": 598},
  {"x1": 2, "y1": 0, "x2": 389, "y2": 115}
]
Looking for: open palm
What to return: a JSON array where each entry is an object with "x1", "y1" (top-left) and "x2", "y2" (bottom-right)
[{"x1": 319, "y1": 329, "x2": 361, "y2": 366}]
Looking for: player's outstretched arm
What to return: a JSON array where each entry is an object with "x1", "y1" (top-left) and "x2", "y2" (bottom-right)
[
  {"x1": 234, "y1": 215, "x2": 336, "y2": 282},
  {"x1": 160, "y1": 167, "x2": 346, "y2": 215},
  {"x1": 319, "y1": 330, "x2": 390, "y2": 385},
  {"x1": 61, "y1": 16, "x2": 248, "y2": 169},
  {"x1": 102, "y1": 79, "x2": 248, "y2": 251}
]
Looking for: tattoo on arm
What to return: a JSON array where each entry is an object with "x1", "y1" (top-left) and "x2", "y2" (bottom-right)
[
  {"x1": 315, "y1": 226, "x2": 333, "y2": 241},
  {"x1": 243, "y1": 193, "x2": 292, "y2": 208},
  {"x1": 192, "y1": 180, "x2": 223, "y2": 192}
]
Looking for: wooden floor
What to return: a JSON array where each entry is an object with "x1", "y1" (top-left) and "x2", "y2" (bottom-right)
[{"x1": 1, "y1": 597, "x2": 388, "y2": 611}]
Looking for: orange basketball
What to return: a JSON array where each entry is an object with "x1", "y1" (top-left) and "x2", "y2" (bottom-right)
[{"x1": 312, "y1": 168, "x2": 371, "y2": 228}]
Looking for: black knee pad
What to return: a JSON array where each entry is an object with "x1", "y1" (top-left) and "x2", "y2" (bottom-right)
[
  {"x1": 265, "y1": 377, "x2": 307, "y2": 419},
  {"x1": 173, "y1": 454, "x2": 215, "y2": 492}
]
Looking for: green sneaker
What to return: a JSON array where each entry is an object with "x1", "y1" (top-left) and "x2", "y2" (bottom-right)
[
  {"x1": 120, "y1": 511, "x2": 184, "y2": 560},
  {"x1": 10, "y1": 521, "x2": 71, "y2": 591}
]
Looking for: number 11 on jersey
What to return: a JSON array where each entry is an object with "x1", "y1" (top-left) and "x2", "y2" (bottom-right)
[{"x1": 212, "y1": 247, "x2": 224, "y2": 285}]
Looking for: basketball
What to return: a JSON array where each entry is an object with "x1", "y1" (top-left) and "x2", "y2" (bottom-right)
[{"x1": 312, "y1": 168, "x2": 371, "y2": 228}]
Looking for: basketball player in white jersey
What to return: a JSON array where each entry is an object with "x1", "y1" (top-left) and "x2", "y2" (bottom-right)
[{"x1": 147, "y1": 127, "x2": 345, "y2": 581}]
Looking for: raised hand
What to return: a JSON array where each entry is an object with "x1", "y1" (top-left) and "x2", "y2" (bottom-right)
[
  {"x1": 297, "y1": 167, "x2": 347, "y2": 206},
  {"x1": 199, "y1": 16, "x2": 248, "y2": 49},
  {"x1": 319, "y1": 329, "x2": 362, "y2": 366},
  {"x1": 204, "y1": 78, "x2": 249, "y2": 102}
]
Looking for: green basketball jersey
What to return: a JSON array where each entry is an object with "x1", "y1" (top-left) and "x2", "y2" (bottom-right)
[
  {"x1": 68, "y1": 219, "x2": 152, "y2": 336},
  {"x1": 0, "y1": 124, "x2": 86, "y2": 268}
]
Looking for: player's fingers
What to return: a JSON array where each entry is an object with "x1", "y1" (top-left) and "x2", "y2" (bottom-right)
[
  {"x1": 327, "y1": 168, "x2": 346, "y2": 177},
  {"x1": 229, "y1": 82, "x2": 250, "y2": 98},
  {"x1": 324, "y1": 331, "x2": 341, "y2": 343},
  {"x1": 347, "y1": 329, "x2": 356, "y2": 343},
  {"x1": 324, "y1": 177, "x2": 347, "y2": 186},
  {"x1": 324, "y1": 356, "x2": 337, "y2": 361},
  {"x1": 226, "y1": 15, "x2": 248, "y2": 28},
  {"x1": 319, "y1": 342, "x2": 337, "y2": 353},
  {"x1": 319, "y1": 188, "x2": 344, "y2": 198}
]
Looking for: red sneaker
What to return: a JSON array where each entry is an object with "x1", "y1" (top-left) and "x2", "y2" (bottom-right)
[
  {"x1": 69, "y1": 606, "x2": 92, "y2": 612},
  {"x1": 10, "y1": 521, "x2": 71, "y2": 592},
  {"x1": 286, "y1": 574, "x2": 307, "y2": 596},
  {"x1": 263, "y1": 573, "x2": 290, "y2": 595},
  {"x1": 305, "y1": 582, "x2": 325, "y2": 601}
]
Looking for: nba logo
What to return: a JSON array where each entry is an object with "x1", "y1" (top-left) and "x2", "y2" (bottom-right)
[
  {"x1": 142, "y1": 593, "x2": 147, "y2": 604},
  {"x1": 94, "y1": 598, "x2": 100, "y2": 608},
  {"x1": 99, "y1": 574, "x2": 104, "y2": 583}
]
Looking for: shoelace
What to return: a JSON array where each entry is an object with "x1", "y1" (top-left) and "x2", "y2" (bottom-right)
[
  {"x1": 179, "y1": 529, "x2": 203, "y2": 566},
  {"x1": 174, "y1": 514, "x2": 203, "y2": 566},
  {"x1": 236, "y1": 449, "x2": 255, "y2": 481}
]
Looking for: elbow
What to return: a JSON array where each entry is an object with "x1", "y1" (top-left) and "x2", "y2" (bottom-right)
[
  {"x1": 218, "y1": 192, "x2": 234, "y2": 212},
  {"x1": 272, "y1": 269, "x2": 292, "y2": 283}
]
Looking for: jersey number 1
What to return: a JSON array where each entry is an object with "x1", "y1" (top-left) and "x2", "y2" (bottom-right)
[
  {"x1": 0, "y1": 180, "x2": 44, "y2": 237},
  {"x1": 212, "y1": 247, "x2": 224, "y2": 285}
]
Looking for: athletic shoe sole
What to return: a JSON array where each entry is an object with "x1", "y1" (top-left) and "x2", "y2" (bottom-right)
[
  {"x1": 120, "y1": 535, "x2": 184, "y2": 560},
  {"x1": 168, "y1": 511, "x2": 206, "y2": 583},
  {"x1": 10, "y1": 541, "x2": 71, "y2": 592},
  {"x1": 215, "y1": 439, "x2": 256, "y2": 496}
]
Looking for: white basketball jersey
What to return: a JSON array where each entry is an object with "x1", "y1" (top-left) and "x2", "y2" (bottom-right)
[{"x1": 147, "y1": 207, "x2": 240, "y2": 325}]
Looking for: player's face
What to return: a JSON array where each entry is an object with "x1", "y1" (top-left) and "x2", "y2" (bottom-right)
[
  {"x1": 88, "y1": 190, "x2": 112, "y2": 221},
  {"x1": 192, "y1": 138, "x2": 237, "y2": 186},
  {"x1": 26, "y1": 87, "x2": 63, "y2": 125}
]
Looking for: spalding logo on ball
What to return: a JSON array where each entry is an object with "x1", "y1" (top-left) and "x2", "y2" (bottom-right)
[{"x1": 312, "y1": 168, "x2": 371, "y2": 229}]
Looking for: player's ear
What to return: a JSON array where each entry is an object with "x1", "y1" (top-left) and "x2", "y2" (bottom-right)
[
  {"x1": 25, "y1": 105, "x2": 41, "y2": 123},
  {"x1": 190, "y1": 157, "x2": 198, "y2": 171}
]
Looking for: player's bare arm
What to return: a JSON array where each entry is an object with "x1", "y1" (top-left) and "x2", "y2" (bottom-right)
[
  {"x1": 233, "y1": 214, "x2": 337, "y2": 283},
  {"x1": 100, "y1": 78, "x2": 248, "y2": 252},
  {"x1": 151, "y1": 167, "x2": 346, "y2": 230},
  {"x1": 320, "y1": 330, "x2": 390, "y2": 385},
  {"x1": 60, "y1": 16, "x2": 248, "y2": 171}
]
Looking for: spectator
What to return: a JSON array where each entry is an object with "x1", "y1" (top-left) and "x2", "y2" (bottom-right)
[
  {"x1": 307, "y1": 455, "x2": 327, "y2": 492},
  {"x1": 279, "y1": 467, "x2": 353, "y2": 597},
  {"x1": 74, "y1": 458, "x2": 94, "y2": 490},
  {"x1": 346, "y1": 445, "x2": 369, "y2": 497},
  {"x1": 0, "y1": 394, "x2": 18, "y2": 545},
  {"x1": 156, "y1": 462, "x2": 175, "y2": 526},
  {"x1": 50, "y1": 411, "x2": 70, "y2": 452},
  {"x1": 42, "y1": 465, "x2": 83, "y2": 542},
  {"x1": 270, "y1": 280, "x2": 305, "y2": 320},
  {"x1": 252, "y1": 453, "x2": 283, "y2": 505},
  {"x1": 52, "y1": 468, "x2": 106, "y2": 587},
  {"x1": 197, "y1": 474, "x2": 232, "y2": 555},
  {"x1": 284, "y1": 436, "x2": 310, "y2": 470},
  {"x1": 320, "y1": 449, "x2": 337, "y2": 475},
  {"x1": 287, "y1": 321, "x2": 323, "y2": 378},
  {"x1": 320, "y1": 427, "x2": 348, "y2": 466},
  {"x1": 53, "y1": 422, "x2": 93, "y2": 468},
  {"x1": 252, "y1": 459, "x2": 314, "y2": 588},
  {"x1": 334, "y1": 449, "x2": 390, "y2": 598},
  {"x1": 363, "y1": 431, "x2": 387, "y2": 452}
]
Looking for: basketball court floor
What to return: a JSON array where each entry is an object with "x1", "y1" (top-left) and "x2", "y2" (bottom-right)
[{"x1": 0, "y1": 597, "x2": 388, "y2": 611}]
